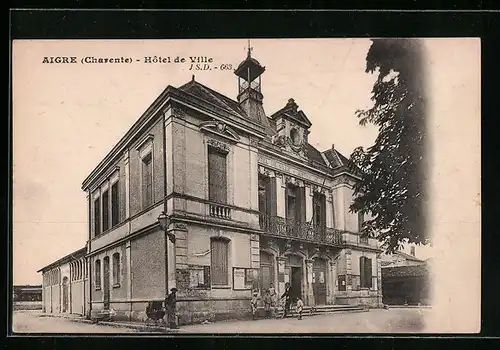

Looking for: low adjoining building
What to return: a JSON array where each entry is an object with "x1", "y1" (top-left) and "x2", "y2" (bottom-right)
[{"x1": 37, "y1": 247, "x2": 88, "y2": 315}]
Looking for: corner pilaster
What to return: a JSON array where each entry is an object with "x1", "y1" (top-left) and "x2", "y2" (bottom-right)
[
  {"x1": 345, "y1": 249, "x2": 353, "y2": 292},
  {"x1": 305, "y1": 259, "x2": 314, "y2": 306}
]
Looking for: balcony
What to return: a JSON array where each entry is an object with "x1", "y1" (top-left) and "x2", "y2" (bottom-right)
[
  {"x1": 259, "y1": 214, "x2": 345, "y2": 246},
  {"x1": 208, "y1": 202, "x2": 232, "y2": 220}
]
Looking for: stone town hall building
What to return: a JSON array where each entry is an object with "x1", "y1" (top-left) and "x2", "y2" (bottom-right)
[{"x1": 39, "y1": 48, "x2": 383, "y2": 324}]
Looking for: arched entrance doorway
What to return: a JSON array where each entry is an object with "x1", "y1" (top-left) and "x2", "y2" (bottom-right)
[
  {"x1": 62, "y1": 277, "x2": 69, "y2": 313},
  {"x1": 313, "y1": 258, "x2": 327, "y2": 305},
  {"x1": 285, "y1": 255, "x2": 303, "y2": 301},
  {"x1": 260, "y1": 251, "x2": 274, "y2": 292}
]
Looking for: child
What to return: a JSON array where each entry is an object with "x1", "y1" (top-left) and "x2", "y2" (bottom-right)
[
  {"x1": 268, "y1": 283, "x2": 277, "y2": 318},
  {"x1": 296, "y1": 297, "x2": 304, "y2": 320},
  {"x1": 250, "y1": 290, "x2": 259, "y2": 320}
]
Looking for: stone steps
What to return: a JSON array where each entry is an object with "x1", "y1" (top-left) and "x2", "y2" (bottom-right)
[{"x1": 256, "y1": 304, "x2": 367, "y2": 318}]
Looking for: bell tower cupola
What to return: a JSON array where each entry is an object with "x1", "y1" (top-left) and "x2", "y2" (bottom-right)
[{"x1": 234, "y1": 40, "x2": 268, "y2": 126}]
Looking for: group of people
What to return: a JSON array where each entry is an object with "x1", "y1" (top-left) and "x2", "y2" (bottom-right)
[
  {"x1": 251, "y1": 282, "x2": 304, "y2": 320},
  {"x1": 163, "y1": 282, "x2": 306, "y2": 330}
]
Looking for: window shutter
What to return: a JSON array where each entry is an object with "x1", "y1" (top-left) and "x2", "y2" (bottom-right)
[
  {"x1": 358, "y1": 212, "x2": 364, "y2": 232},
  {"x1": 94, "y1": 198, "x2": 100, "y2": 236},
  {"x1": 320, "y1": 194, "x2": 327, "y2": 227},
  {"x1": 208, "y1": 148, "x2": 228, "y2": 204},
  {"x1": 269, "y1": 177, "x2": 277, "y2": 216},
  {"x1": 111, "y1": 182, "x2": 119, "y2": 227},
  {"x1": 211, "y1": 239, "x2": 229, "y2": 285},
  {"x1": 365, "y1": 258, "x2": 372, "y2": 288},
  {"x1": 359, "y1": 257, "x2": 365, "y2": 288},
  {"x1": 142, "y1": 155, "x2": 153, "y2": 208},
  {"x1": 297, "y1": 186, "x2": 306, "y2": 222},
  {"x1": 102, "y1": 190, "x2": 109, "y2": 232}
]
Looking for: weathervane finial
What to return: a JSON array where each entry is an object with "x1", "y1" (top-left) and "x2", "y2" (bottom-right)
[{"x1": 247, "y1": 39, "x2": 253, "y2": 58}]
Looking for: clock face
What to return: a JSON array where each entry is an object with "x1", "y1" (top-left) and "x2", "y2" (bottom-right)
[{"x1": 290, "y1": 128, "x2": 301, "y2": 146}]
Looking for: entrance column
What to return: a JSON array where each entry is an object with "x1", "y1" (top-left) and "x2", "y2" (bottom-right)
[
  {"x1": 305, "y1": 259, "x2": 314, "y2": 306},
  {"x1": 276, "y1": 256, "x2": 287, "y2": 299},
  {"x1": 170, "y1": 223, "x2": 188, "y2": 290},
  {"x1": 125, "y1": 241, "x2": 132, "y2": 319}
]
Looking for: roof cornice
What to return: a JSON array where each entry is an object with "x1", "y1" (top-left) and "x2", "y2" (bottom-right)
[
  {"x1": 82, "y1": 84, "x2": 269, "y2": 191},
  {"x1": 81, "y1": 86, "x2": 176, "y2": 191},
  {"x1": 37, "y1": 247, "x2": 87, "y2": 273}
]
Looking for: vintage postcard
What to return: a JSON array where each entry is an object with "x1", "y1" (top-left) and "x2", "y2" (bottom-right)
[{"x1": 11, "y1": 38, "x2": 480, "y2": 334}]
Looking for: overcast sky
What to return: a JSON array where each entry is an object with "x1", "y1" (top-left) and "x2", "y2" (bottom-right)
[{"x1": 11, "y1": 38, "x2": 478, "y2": 285}]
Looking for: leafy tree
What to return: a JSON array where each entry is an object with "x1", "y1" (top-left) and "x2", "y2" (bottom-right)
[{"x1": 349, "y1": 39, "x2": 428, "y2": 253}]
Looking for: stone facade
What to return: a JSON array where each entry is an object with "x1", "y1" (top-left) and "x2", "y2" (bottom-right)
[{"x1": 40, "y1": 48, "x2": 384, "y2": 324}]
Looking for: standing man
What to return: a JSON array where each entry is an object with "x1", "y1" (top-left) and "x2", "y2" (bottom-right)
[
  {"x1": 280, "y1": 282, "x2": 292, "y2": 318},
  {"x1": 165, "y1": 287, "x2": 179, "y2": 329}
]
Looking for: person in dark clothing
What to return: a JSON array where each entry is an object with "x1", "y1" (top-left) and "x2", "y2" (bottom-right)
[
  {"x1": 165, "y1": 287, "x2": 179, "y2": 329},
  {"x1": 280, "y1": 282, "x2": 292, "y2": 318}
]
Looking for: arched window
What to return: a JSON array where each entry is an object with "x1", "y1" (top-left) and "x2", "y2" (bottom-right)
[
  {"x1": 210, "y1": 237, "x2": 229, "y2": 286},
  {"x1": 95, "y1": 260, "x2": 101, "y2": 289},
  {"x1": 112, "y1": 253, "x2": 120, "y2": 286}
]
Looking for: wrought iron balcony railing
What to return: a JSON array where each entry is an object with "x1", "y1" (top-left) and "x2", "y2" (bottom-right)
[{"x1": 259, "y1": 214, "x2": 345, "y2": 246}]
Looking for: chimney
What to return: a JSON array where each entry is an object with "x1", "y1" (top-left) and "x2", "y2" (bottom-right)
[
  {"x1": 331, "y1": 144, "x2": 335, "y2": 151},
  {"x1": 410, "y1": 246, "x2": 416, "y2": 257}
]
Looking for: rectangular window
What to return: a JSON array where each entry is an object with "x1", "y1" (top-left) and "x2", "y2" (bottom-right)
[
  {"x1": 142, "y1": 153, "x2": 153, "y2": 208},
  {"x1": 111, "y1": 182, "x2": 119, "y2": 227},
  {"x1": 358, "y1": 212, "x2": 365, "y2": 232},
  {"x1": 286, "y1": 185, "x2": 305, "y2": 222},
  {"x1": 94, "y1": 198, "x2": 101, "y2": 236},
  {"x1": 313, "y1": 193, "x2": 326, "y2": 228},
  {"x1": 208, "y1": 147, "x2": 228, "y2": 203},
  {"x1": 102, "y1": 190, "x2": 109, "y2": 232},
  {"x1": 211, "y1": 238, "x2": 229, "y2": 286},
  {"x1": 286, "y1": 185, "x2": 297, "y2": 220},
  {"x1": 258, "y1": 175, "x2": 270, "y2": 215},
  {"x1": 360, "y1": 257, "x2": 373, "y2": 288}
]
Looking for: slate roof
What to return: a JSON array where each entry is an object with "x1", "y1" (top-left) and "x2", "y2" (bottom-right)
[
  {"x1": 322, "y1": 148, "x2": 350, "y2": 168},
  {"x1": 307, "y1": 144, "x2": 328, "y2": 165},
  {"x1": 179, "y1": 79, "x2": 352, "y2": 170},
  {"x1": 382, "y1": 264, "x2": 429, "y2": 278},
  {"x1": 179, "y1": 80, "x2": 248, "y2": 118},
  {"x1": 395, "y1": 250, "x2": 425, "y2": 263}
]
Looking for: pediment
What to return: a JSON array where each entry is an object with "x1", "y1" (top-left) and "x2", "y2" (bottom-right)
[
  {"x1": 199, "y1": 120, "x2": 241, "y2": 143},
  {"x1": 270, "y1": 98, "x2": 312, "y2": 129},
  {"x1": 283, "y1": 110, "x2": 312, "y2": 129}
]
